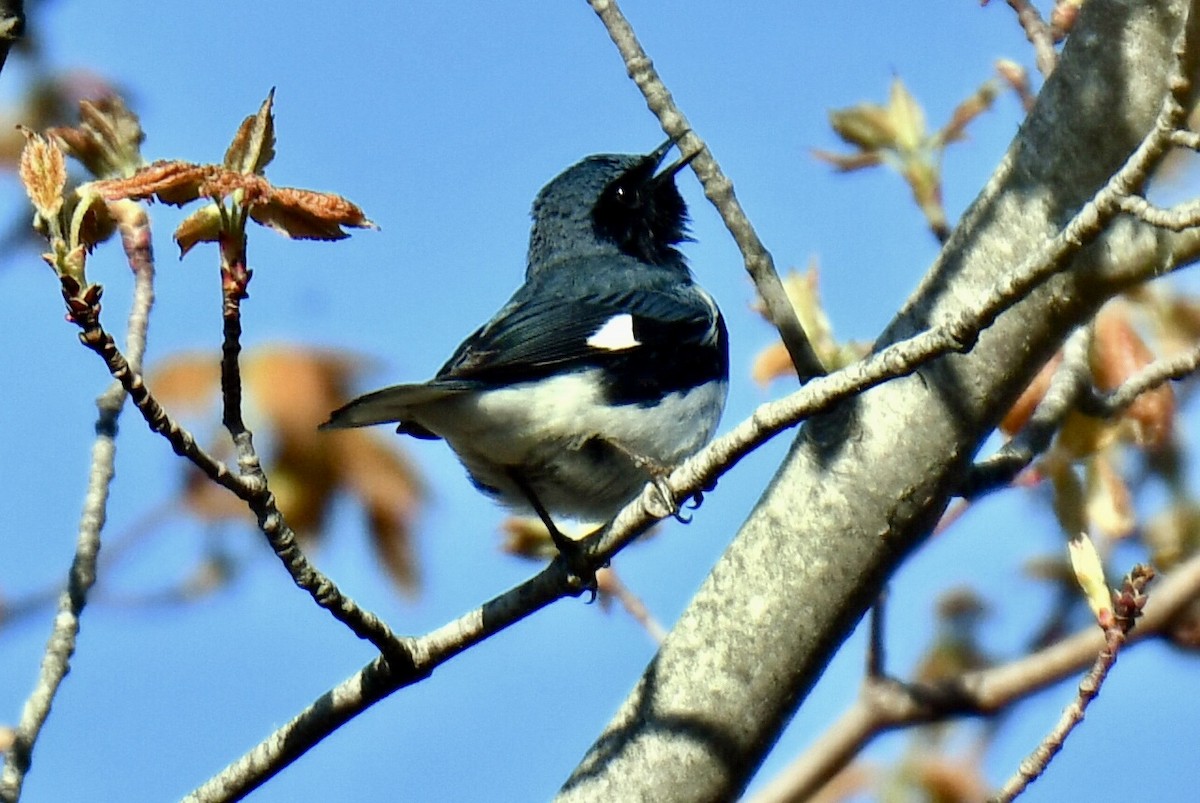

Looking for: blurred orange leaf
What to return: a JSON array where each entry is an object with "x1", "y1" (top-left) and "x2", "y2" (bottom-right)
[
  {"x1": 149, "y1": 345, "x2": 426, "y2": 597},
  {"x1": 1092, "y1": 302, "x2": 1175, "y2": 449},
  {"x1": 1000, "y1": 351, "x2": 1061, "y2": 436}
]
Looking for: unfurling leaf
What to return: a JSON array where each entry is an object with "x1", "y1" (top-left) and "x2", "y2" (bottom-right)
[
  {"x1": 69, "y1": 189, "x2": 116, "y2": 252},
  {"x1": 174, "y1": 204, "x2": 224, "y2": 257},
  {"x1": 18, "y1": 127, "x2": 66, "y2": 220},
  {"x1": 91, "y1": 160, "x2": 216, "y2": 205},
  {"x1": 224, "y1": 88, "x2": 277, "y2": 175},
  {"x1": 1067, "y1": 532, "x2": 1113, "y2": 626},
  {"x1": 49, "y1": 95, "x2": 145, "y2": 179},
  {"x1": 751, "y1": 263, "x2": 865, "y2": 384},
  {"x1": 827, "y1": 102, "x2": 897, "y2": 153},
  {"x1": 247, "y1": 186, "x2": 376, "y2": 241},
  {"x1": 817, "y1": 75, "x2": 996, "y2": 242},
  {"x1": 887, "y1": 77, "x2": 926, "y2": 152},
  {"x1": 937, "y1": 80, "x2": 999, "y2": 146}
]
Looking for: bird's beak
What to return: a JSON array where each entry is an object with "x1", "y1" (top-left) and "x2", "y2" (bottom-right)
[
  {"x1": 649, "y1": 132, "x2": 699, "y2": 185},
  {"x1": 648, "y1": 136, "x2": 677, "y2": 166}
]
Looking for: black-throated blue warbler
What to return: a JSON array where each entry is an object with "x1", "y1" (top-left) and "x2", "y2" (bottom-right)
[{"x1": 322, "y1": 138, "x2": 729, "y2": 553}]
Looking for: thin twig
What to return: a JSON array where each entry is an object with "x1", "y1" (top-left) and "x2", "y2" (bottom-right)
[
  {"x1": 0, "y1": 206, "x2": 154, "y2": 803},
  {"x1": 1005, "y1": 0, "x2": 1060, "y2": 77},
  {"x1": 1119, "y1": 194, "x2": 1200, "y2": 230},
  {"x1": 1080, "y1": 342, "x2": 1200, "y2": 415},
  {"x1": 59, "y1": 285, "x2": 410, "y2": 666},
  {"x1": 746, "y1": 556, "x2": 1194, "y2": 803},
  {"x1": 597, "y1": 568, "x2": 668, "y2": 643},
  {"x1": 960, "y1": 326, "x2": 1092, "y2": 499},
  {"x1": 588, "y1": 0, "x2": 826, "y2": 382},
  {"x1": 989, "y1": 565, "x2": 1154, "y2": 802}
]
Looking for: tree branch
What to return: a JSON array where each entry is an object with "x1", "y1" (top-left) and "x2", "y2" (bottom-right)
[
  {"x1": 588, "y1": 0, "x2": 826, "y2": 382},
  {"x1": 747, "y1": 555, "x2": 1196, "y2": 803},
  {"x1": 58, "y1": 284, "x2": 407, "y2": 663},
  {"x1": 1081, "y1": 342, "x2": 1200, "y2": 415},
  {"x1": 960, "y1": 325, "x2": 1092, "y2": 499},
  {"x1": 989, "y1": 565, "x2": 1153, "y2": 802}
]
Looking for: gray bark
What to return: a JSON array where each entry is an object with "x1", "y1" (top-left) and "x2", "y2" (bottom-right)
[{"x1": 557, "y1": 1, "x2": 1195, "y2": 800}]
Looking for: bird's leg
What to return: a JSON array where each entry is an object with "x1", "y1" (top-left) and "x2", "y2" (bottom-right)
[
  {"x1": 509, "y1": 471, "x2": 572, "y2": 553},
  {"x1": 506, "y1": 469, "x2": 598, "y2": 597},
  {"x1": 602, "y1": 440, "x2": 698, "y2": 523}
]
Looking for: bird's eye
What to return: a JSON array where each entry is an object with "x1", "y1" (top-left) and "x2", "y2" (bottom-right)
[{"x1": 614, "y1": 184, "x2": 639, "y2": 206}]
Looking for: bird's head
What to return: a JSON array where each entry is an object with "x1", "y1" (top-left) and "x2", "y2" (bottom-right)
[{"x1": 527, "y1": 138, "x2": 696, "y2": 275}]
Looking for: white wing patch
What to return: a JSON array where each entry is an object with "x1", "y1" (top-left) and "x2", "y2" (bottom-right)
[
  {"x1": 586, "y1": 313, "x2": 640, "y2": 351},
  {"x1": 696, "y1": 287, "x2": 721, "y2": 344}
]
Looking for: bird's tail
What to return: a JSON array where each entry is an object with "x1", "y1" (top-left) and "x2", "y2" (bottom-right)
[{"x1": 320, "y1": 382, "x2": 469, "y2": 430}]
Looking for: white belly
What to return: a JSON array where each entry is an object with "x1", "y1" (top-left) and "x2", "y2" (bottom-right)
[{"x1": 414, "y1": 370, "x2": 727, "y2": 522}]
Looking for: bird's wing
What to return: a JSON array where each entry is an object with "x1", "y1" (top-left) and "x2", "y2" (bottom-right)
[{"x1": 436, "y1": 282, "x2": 724, "y2": 388}]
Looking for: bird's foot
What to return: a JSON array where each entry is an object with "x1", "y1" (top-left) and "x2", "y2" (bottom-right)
[{"x1": 547, "y1": 525, "x2": 602, "y2": 602}]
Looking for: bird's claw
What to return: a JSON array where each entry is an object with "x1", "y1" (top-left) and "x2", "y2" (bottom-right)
[{"x1": 550, "y1": 534, "x2": 600, "y2": 600}]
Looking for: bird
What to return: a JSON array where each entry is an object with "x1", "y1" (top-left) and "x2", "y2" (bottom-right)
[{"x1": 321, "y1": 137, "x2": 729, "y2": 555}]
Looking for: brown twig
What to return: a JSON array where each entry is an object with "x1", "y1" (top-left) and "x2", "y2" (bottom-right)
[
  {"x1": 1005, "y1": 0, "x2": 1060, "y2": 76},
  {"x1": 989, "y1": 565, "x2": 1154, "y2": 802},
  {"x1": 587, "y1": 0, "x2": 827, "y2": 382},
  {"x1": 57, "y1": 278, "x2": 410, "y2": 666},
  {"x1": 217, "y1": 204, "x2": 250, "y2": 439}
]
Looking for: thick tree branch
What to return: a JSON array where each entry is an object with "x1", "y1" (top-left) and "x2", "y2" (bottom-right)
[{"x1": 556, "y1": 3, "x2": 1200, "y2": 801}]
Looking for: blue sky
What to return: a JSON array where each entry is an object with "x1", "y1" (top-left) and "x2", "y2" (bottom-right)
[{"x1": 1, "y1": 2, "x2": 1197, "y2": 801}]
